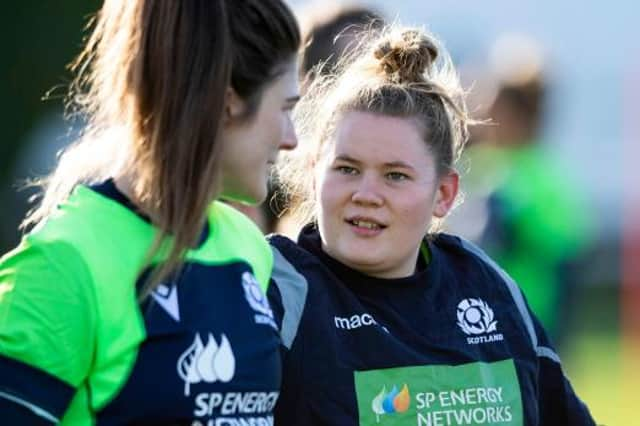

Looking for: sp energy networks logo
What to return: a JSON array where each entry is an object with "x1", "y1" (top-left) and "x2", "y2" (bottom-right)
[
  {"x1": 177, "y1": 332, "x2": 279, "y2": 424},
  {"x1": 371, "y1": 384, "x2": 410, "y2": 423},
  {"x1": 456, "y1": 298, "x2": 504, "y2": 345},
  {"x1": 242, "y1": 272, "x2": 277, "y2": 330},
  {"x1": 355, "y1": 361, "x2": 523, "y2": 425},
  {"x1": 177, "y1": 333, "x2": 235, "y2": 396}
]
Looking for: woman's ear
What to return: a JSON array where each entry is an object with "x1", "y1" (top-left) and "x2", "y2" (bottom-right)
[
  {"x1": 433, "y1": 170, "x2": 459, "y2": 218},
  {"x1": 224, "y1": 87, "x2": 246, "y2": 125}
]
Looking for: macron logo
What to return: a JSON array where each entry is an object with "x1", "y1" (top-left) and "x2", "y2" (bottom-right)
[
  {"x1": 335, "y1": 313, "x2": 386, "y2": 332},
  {"x1": 151, "y1": 284, "x2": 180, "y2": 322}
]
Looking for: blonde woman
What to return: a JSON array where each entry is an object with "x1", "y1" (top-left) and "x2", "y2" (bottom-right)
[
  {"x1": 0, "y1": 1, "x2": 301, "y2": 424},
  {"x1": 268, "y1": 25, "x2": 596, "y2": 425}
]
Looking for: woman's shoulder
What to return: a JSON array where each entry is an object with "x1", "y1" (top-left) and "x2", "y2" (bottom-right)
[
  {"x1": 206, "y1": 202, "x2": 274, "y2": 290},
  {"x1": 433, "y1": 233, "x2": 504, "y2": 274},
  {"x1": 267, "y1": 233, "x2": 316, "y2": 265},
  {"x1": 32, "y1": 184, "x2": 154, "y2": 248},
  {"x1": 433, "y1": 233, "x2": 539, "y2": 342},
  {"x1": 432, "y1": 233, "x2": 525, "y2": 295},
  {"x1": 267, "y1": 233, "x2": 296, "y2": 252},
  {"x1": 23, "y1": 184, "x2": 157, "y2": 289}
]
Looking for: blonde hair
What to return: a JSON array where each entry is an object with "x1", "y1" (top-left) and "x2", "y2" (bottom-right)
[{"x1": 277, "y1": 24, "x2": 474, "y2": 228}]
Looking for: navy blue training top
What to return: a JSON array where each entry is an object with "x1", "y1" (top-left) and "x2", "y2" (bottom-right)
[{"x1": 267, "y1": 225, "x2": 596, "y2": 426}]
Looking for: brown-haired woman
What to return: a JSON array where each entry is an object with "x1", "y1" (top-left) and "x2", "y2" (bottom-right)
[
  {"x1": 267, "y1": 25, "x2": 596, "y2": 425},
  {"x1": 0, "y1": 1, "x2": 300, "y2": 424}
]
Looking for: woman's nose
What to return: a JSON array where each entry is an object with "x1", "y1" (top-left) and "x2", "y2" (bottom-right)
[
  {"x1": 351, "y1": 174, "x2": 383, "y2": 206},
  {"x1": 279, "y1": 116, "x2": 298, "y2": 151}
]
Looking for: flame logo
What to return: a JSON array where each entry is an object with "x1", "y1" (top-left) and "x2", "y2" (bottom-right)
[
  {"x1": 177, "y1": 333, "x2": 235, "y2": 396},
  {"x1": 371, "y1": 384, "x2": 410, "y2": 422}
]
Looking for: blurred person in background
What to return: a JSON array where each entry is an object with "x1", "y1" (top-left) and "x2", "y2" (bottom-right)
[
  {"x1": 268, "y1": 24, "x2": 595, "y2": 425},
  {"x1": 449, "y1": 34, "x2": 594, "y2": 346},
  {"x1": 298, "y1": 2, "x2": 384, "y2": 85},
  {"x1": 0, "y1": 0, "x2": 300, "y2": 424}
]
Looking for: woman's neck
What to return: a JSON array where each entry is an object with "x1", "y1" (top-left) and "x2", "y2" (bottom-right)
[{"x1": 113, "y1": 173, "x2": 159, "y2": 225}]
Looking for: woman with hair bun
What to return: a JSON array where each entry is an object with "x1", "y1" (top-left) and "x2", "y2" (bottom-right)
[
  {"x1": 0, "y1": 0, "x2": 300, "y2": 424},
  {"x1": 268, "y1": 25, "x2": 595, "y2": 425}
]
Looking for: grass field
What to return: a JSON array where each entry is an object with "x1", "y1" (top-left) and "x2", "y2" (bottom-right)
[
  {"x1": 564, "y1": 333, "x2": 624, "y2": 425},
  {"x1": 561, "y1": 285, "x2": 637, "y2": 425}
]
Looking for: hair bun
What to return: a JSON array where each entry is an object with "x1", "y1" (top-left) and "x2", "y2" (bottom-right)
[{"x1": 373, "y1": 29, "x2": 438, "y2": 83}]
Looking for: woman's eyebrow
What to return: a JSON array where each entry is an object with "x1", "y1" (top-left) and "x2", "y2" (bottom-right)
[
  {"x1": 334, "y1": 154, "x2": 361, "y2": 164},
  {"x1": 384, "y1": 160, "x2": 415, "y2": 170}
]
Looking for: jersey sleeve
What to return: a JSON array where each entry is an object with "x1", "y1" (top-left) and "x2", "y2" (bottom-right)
[
  {"x1": 267, "y1": 242, "x2": 308, "y2": 351},
  {"x1": 0, "y1": 239, "x2": 96, "y2": 424},
  {"x1": 266, "y1": 241, "x2": 311, "y2": 426},
  {"x1": 531, "y1": 313, "x2": 596, "y2": 425},
  {"x1": 503, "y1": 265, "x2": 596, "y2": 425},
  {"x1": 266, "y1": 278, "x2": 285, "y2": 332},
  {"x1": 507, "y1": 273, "x2": 596, "y2": 425},
  {"x1": 458, "y1": 236, "x2": 596, "y2": 425}
]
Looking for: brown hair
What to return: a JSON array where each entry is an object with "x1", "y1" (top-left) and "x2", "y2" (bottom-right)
[
  {"x1": 278, "y1": 25, "x2": 475, "y2": 229},
  {"x1": 23, "y1": 0, "x2": 300, "y2": 295}
]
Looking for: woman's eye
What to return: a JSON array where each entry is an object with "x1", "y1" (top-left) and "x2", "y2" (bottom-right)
[
  {"x1": 336, "y1": 166, "x2": 358, "y2": 175},
  {"x1": 386, "y1": 172, "x2": 409, "y2": 181}
]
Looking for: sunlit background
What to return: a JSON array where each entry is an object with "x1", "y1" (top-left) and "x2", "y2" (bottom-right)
[{"x1": 1, "y1": 1, "x2": 638, "y2": 424}]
